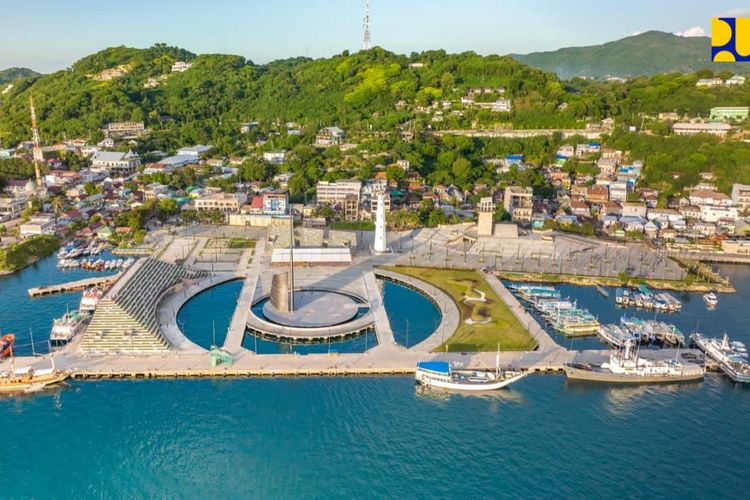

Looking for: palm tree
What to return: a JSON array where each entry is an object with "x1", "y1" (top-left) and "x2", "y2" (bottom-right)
[{"x1": 51, "y1": 196, "x2": 66, "y2": 226}]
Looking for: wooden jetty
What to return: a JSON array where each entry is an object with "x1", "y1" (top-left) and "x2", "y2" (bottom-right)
[{"x1": 27, "y1": 274, "x2": 120, "y2": 297}]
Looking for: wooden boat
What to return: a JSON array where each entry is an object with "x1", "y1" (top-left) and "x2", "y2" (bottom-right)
[
  {"x1": 0, "y1": 334, "x2": 14, "y2": 359},
  {"x1": 0, "y1": 363, "x2": 69, "y2": 394}
]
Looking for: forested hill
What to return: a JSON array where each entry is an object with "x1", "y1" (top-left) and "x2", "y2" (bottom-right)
[
  {"x1": 0, "y1": 67, "x2": 40, "y2": 84},
  {"x1": 0, "y1": 44, "x2": 600, "y2": 150},
  {"x1": 513, "y1": 31, "x2": 750, "y2": 79}
]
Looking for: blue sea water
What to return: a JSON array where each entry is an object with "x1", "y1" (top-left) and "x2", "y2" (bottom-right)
[{"x1": 1, "y1": 256, "x2": 750, "y2": 498}]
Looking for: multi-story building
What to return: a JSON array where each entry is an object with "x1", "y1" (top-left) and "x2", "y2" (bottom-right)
[
  {"x1": 689, "y1": 189, "x2": 733, "y2": 207},
  {"x1": 0, "y1": 196, "x2": 26, "y2": 221},
  {"x1": 103, "y1": 121, "x2": 145, "y2": 138},
  {"x1": 262, "y1": 190, "x2": 288, "y2": 216},
  {"x1": 90, "y1": 150, "x2": 141, "y2": 175},
  {"x1": 314, "y1": 127, "x2": 345, "y2": 148},
  {"x1": 316, "y1": 179, "x2": 362, "y2": 220},
  {"x1": 731, "y1": 183, "x2": 750, "y2": 212},
  {"x1": 710, "y1": 106, "x2": 749, "y2": 121},
  {"x1": 177, "y1": 144, "x2": 213, "y2": 157},
  {"x1": 194, "y1": 192, "x2": 248, "y2": 214},
  {"x1": 19, "y1": 215, "x2": 55, "y2": 237},
  {"x1": 503, "y1": 186, "x2": 533, "y2": 224},
  {"x1": 262, "y1": 150, "x2": 287, "y2": 165},
  {"x1": 673, "y1": 122, "x2": 731, "y2": 137},
  {"x1": 609, "y1": 180, "x2": 630, "y2": 203},
  {"x1": 171, "y1": 61, "x2": 193, "y2": 72}
]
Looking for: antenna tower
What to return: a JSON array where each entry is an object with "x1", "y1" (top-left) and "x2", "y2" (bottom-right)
[{"x1": 363, "y1": 0, "x2": 372, "y2": 51}]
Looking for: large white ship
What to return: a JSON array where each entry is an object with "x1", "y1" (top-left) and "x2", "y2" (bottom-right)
[
  {"x1": 50, "y1": 310, "x2": 87, "y2": 345},
  {"x1": 691, "y1": 333, "x2": 750, "y2": 383},
  {"x1": 79, "y1": 287, "x2": 102, "y2": 313},
  {"x1": 564, "y1": 340, "x2": 704, "y2": 384}
]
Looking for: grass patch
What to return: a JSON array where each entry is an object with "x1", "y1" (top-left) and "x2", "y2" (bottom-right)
[
  {"x1": 227, "y1": 238, "x2": 256, "y2": 249},
  {"x1": 330, "y1": 221, "x2": 375, "y2": 231},
  {"x1": 383, "y1": 266, "x2": 537, "y2": 352}
]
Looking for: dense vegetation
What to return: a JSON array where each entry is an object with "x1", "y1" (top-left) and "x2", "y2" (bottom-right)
[
  {"x1": 0, "y1": 234, "x2": 59, "y2": 272},
  {"x1": 513, "y1": 31, "x2": 750, "y2": 79},
  {"x1": 0, "y1": 67, "x2": 40, "y2": 84}
]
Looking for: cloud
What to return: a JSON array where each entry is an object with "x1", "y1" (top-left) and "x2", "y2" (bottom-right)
[
  {"x1": 632, "y1": 30, "x2": 642, "y2": 36},
  {"x1": 720, "y1": 8, "x2": 750, "y2": 17},
  {"x1": 674, "y1": 26, "x2": 706, "y2": 37}
]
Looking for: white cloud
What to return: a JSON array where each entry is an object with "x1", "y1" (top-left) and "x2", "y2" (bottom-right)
[
  {"x1": 632, "y1": 30, "x2": 642, "y2": 36},
  {"x1": 675, "y1": 26, "x2": 706, "y2": 37}
]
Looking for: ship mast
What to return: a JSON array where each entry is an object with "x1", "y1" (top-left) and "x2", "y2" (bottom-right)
[{"x1": 29, "y1": 95, "x2": 43, "y2": 190}]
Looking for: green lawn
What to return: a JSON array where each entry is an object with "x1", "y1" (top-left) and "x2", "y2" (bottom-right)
[
  {"x1": 227, "y1": 238, "x2": 256, "y2": 249},
  {"x1": 382, "y1": 266, "x2": 537, "y2": 352}
]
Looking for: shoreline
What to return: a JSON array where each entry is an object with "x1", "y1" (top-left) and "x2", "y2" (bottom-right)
[{"x1": 497, "y1": 271, "x2": 736, "y2": 293}]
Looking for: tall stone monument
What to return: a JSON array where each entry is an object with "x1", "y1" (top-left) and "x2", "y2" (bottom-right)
[{"x1": 374, "y1": 193, "x2": 388, "y2": 253}]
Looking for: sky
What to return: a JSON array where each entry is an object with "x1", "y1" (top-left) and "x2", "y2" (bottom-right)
[{"x1": 2, "y1": 0, "x2": 750, "y2": 72}]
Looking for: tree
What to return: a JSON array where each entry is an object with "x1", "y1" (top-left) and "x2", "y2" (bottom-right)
[
  {"x1": 50, "y1": 196, "x2": 66, "y2": 222},
  {"x1": 84, "y1": 182, "x2": 97, "y2": 196}
]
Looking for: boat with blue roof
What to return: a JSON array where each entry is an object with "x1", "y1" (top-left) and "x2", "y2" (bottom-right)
[{"x1": 415, "y1": 358, "x2": 526, "y2": 392}]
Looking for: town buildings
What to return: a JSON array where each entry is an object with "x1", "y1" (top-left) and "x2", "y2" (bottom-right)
[
  {"x1": 90, "y1": 151, "x2": 141, "y2": 175},
  {"x1": 673, "y1": 122, "x2": 731, "y2": 137},
  {"x1": 503, "y1": 186, "x2": 533, "y2": 224},
  {"x1": 316, "y1": 179, "x2": 361, "y2": 220}
]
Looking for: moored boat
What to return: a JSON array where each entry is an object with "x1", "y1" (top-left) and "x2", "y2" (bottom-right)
[
  {"x1": 50, "y1": 311, "x2": 87, "y2": 345},
  {"x1": 0, "y1": 333, "x2": 15, "y2": 358},
  {"x1": 79, "y1": 287, "x2": 102, "y2": 313},
  {"x1": 703, "y1": 292, "x2": 718, "y2": 308},
  {"x1": 0, "y1": 362, "x2": 69, "y2": 394},
  {"x1": 415, "y1": 359, "x2": 526, "y2": 392},
  {"x1": 595, "y1": 285, "x2": 609, "y2": 298},
  {"x1": 564, "y1": 340, "x2": 704, "y2": 384},
  {"x1": 691, "y1": 333, "x2": 750, "y2": 383}
]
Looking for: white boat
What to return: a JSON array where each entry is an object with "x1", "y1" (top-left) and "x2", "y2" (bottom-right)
[
  {"x1": 691, "y1": 333, "x2": 750, "y2": 383},
  {"x1": 703, "y1": 292, "x2": 718, "y2": 307},
  {"x1": 415, "y1": 355, "x2": 526, "y2": 392},
  {"x1": 564, "y1": 339, "x2": 705, "y2": 383},
  {"x1": 79, "y1": 287, "x2": 102, "y2": 313},
  {"x1": 50, "y1": 310, "x2": 87, "y2": 345}
]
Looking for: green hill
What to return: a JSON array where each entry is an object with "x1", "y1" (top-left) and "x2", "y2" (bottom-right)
[
  {"x1": 513, "y1": 31, "x2": 750, "y2": 79},
  {"x1": 0, "y1": 67, "x2": 40, "y2": 84},
  {"x1": 0, "y1": 45, "x2": 600, "y2": 150}
]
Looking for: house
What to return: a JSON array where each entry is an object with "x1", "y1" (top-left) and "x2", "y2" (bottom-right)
[
  {"x1": 262, "y1": 190, "x2": 288, "y2": 216},
  {"x1": 570, "y1": 200, "x2": 591, "y2": 218},
  {"x1": 143, "y1": 155, "x2": 199, "y2": 174},
  {"x1": 19, "y1": 215, "x2": 55, "y2": 237},
  {"x1": 171, "y1": 61, "x2": 193, "y2": 72},
  {"x1": 316, "y1": 179, "x2": 361, "y2": 221},
  {"x1": 731, "y1": 183, "x2": 750, "y2": 211},
  {"x1": 700, "y1": 205, "x2": 738, "y2": 223},
  {"x1": 103, "y1": 122, "x2": 145, "y2": 139},
  {"x1": 689, "y1": 189, "x2": 732, "y2": 207},
  {"x1": 143, "y1": 183, "x2": 170, "y2": 200},
  {"x1": 314, "y1": 127, "x2": 345, "y2": 148},
  {"x1": 90, "y1": 151, "x2": 140, "y2": 175},
  {"x1": 620, "y1": 216, "x2": 646, "y2": 233},
  {"x1": 696, "y1": 78, "x2": 724, "y2": 87},
  {"x1": 586, "y1": 185, "x2": 609, "y2": 203},
  {"x1": 621, "y1": 202, "x2": 647, "y2": 218},
  {"x1": 608, "y1": 180, "x2": 629, "y2": 203},
  {"x1": 263, "y1": 150, "x2": 287, "y2": 165},
  {"x1": 673, "y1": 122, "x2": 731, "y2": 137},
  {"x1": 725, "y1": 75, "x2": 746, "y2": 86},
  {"x1": 680, "y1": 205, "x2": 702, "y2": 219},
  {"x1": 177, "y1": 144, "x2": 213, "y2": 157}
]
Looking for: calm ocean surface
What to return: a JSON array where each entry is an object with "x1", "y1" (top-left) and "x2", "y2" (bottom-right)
[{"x1": 1, "y1": 255, "x2": 749, "y2": 498}]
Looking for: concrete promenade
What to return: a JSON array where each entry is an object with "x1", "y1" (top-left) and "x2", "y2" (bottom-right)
[
  {"x1": 362, "y1": 271, "x2": 395, "y2": 348},
  {"x1": 224, "y1": 239, "x2": 265, "y2": 353}
]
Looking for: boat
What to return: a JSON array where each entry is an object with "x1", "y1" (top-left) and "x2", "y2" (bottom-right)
[
  {"x1": 691, "y1": 333, "x2": 750, "y2": 383},
  {"x1": 597, "y1": 323, "x2": 636, "y2": 348},
  {"x1": 50, "y1": 310, "x2": 87, "y2": 345},
  {"x1": 703, "y1": 292, "x2": 718, "y2": 308},
  {"x1": 415, "y1": 357, "x2": 526, "y2": 392},
  {"x1": 595, "y1": 285, "x2": 610, "y2": 298},
  {"x1": 563, "y1": 340, "x2": 704, "y2": 384},
  {"x1": 0, "y1": 362, "x2": 69, "y2": 394},
  {"x1": 80, "y1": 288, "x2": 102, "y2": 313},
  {"x1": 0, "y1": 333, "x2": 14, "y2": 358}
]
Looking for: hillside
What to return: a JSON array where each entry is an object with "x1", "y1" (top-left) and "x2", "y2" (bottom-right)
[
  {"x1": 0, "y1": 67, "x2": 40, "y2": 84},
  {"x1": 0, "y1": 45, "x2": 599, "y2": 150},
  {"x1": 513, "y1": 31, "x2": 750, "y2": 79}
]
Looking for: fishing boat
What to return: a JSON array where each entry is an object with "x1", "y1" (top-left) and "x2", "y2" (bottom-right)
[
  {"x1": 79, "y1": 288, "x2": 102, "y2": 313},
  {"x1": 415, "y1": 355, "x2": 526, "y2": 392},
  {"x1": 703, "y1": 292, "x2": 718, "y2": 308},
  {"x1": 563, "y1": 339, "x2": 704, "y2": 384},
  {"x1": 0, "y1": 361, "x2": 69, "y2": 394},
  {"x1": 50, "y1": 311, "x2": 87, "y2": 345},
  {"x1": 691, "y1": 333, "x2": 750, "y2": 383},
  {"x1": 597, "y1": 323, "x2": 636, "y2": 348},
  {"x1": 0, "y1": 334, "x2": 14, "y2": 358},
  {"x1": 595, "y1": 285, "x2": 609, "y2": 298}
]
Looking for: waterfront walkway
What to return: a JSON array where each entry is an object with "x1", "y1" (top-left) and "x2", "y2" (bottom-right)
[
  {"x1": 27, "y1": 274, "x2": 121, "y2": 297},
  {"x1": 224, "y1": 239, "x2": 265, "y2": 353},
  {"x1": 363, "y1": 271, "x2": 395, "y2": 348}
]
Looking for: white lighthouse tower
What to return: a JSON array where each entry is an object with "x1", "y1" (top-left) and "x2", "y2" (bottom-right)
[{"x1": 373, "y1": 193, "x2": 387, "y2": 253}]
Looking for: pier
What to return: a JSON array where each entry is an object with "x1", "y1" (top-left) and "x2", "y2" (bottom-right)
[{"x1": 27, "y1": 274, "x2": 121, "y2": 297}]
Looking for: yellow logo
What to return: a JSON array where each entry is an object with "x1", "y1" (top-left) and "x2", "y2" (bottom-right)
[{"x1": 712, "y1": 17, "x2": 750, "y2": 61}]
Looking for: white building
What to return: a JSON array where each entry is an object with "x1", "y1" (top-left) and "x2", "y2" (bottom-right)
[
  {"x1": 171, "y1": 61, "x2": 193, "y2": 73},
  {"x1": 177, "y1": 144, "x2": 213, "y2": 157},
  {"x1": 19, "y1": 215, "x2": 55, "y2": 237},
  {"x1": 700, "y1": 205, "x2": 738, "y2": 223},
  {"x1": 689, "y1": 189, "x2": 733, "y2": 207},
  {"x1": 263, "y1": 150, "x2": 287, "y2": 165},
  {"x1": 0, "y1": 197, "x2": 26, "y2": 221},
  {"x1": 696, "y1": 78, "x2": 724, "y2": 87},
  {"x1": 731, "y1": 183, "x2": 750, "y2": 211},
  {"x1": 673, "y1": 122, "x2": 731, "y2": 137},
  {"x1": 608, "y1": 181, "x2": 630, "y2": 203},
  {"x1": 314, "y1": 127, "x2": 345, "y2": 148},
  {"x1": 90, "y1": 150, "x2": 140, "y2": 175},
  {"x1": 726, "y1": 75, "x2": 746, "y2": 86},
  {"x1": 316, "y1": 179, "x2": 361, "y2": 220},
  {"x1": 194, "y1": 192, "x2": 248, "y2": 213}
]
